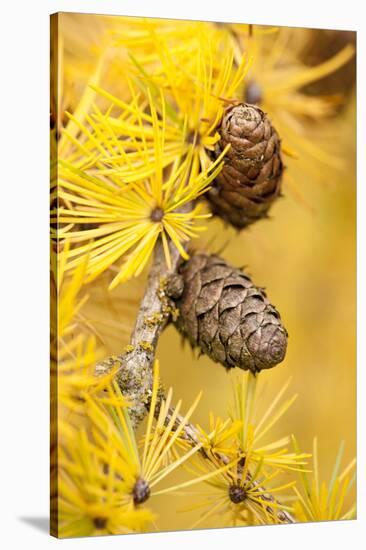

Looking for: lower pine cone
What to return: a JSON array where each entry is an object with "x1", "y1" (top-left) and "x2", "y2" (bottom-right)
[{"x1": 172, "y1": 253, "x2": 288, "y2": 373}]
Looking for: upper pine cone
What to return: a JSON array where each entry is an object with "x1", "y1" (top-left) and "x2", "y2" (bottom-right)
[
  {"x1": 172, "y1": 253, "x2": 288, "y2": 373},
  {"x1": 207, "y1": 103, "x2": 283, "y2": 229}
]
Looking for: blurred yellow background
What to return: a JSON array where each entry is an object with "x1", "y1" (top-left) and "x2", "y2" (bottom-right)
[{"x1": 58, "y1": 13, "x2": 356, "y2": 531}]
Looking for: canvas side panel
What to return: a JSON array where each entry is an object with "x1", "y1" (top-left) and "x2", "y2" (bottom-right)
[{"x1": 50, "y1": 11, "x2": 59, "y2": 539}]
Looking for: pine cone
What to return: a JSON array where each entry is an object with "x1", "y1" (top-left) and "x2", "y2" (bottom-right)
[
  {"x1": 207, "y1": 103, "x2": 283, "y2": 229},
  {"x1": 172, "y1": 253, "x2": 288, "y2": 373}
]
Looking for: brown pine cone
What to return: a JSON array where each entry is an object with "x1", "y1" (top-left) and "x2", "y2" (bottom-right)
[
  {"x1": 207, "y1": 103, "x2": 283, "y2": 229},
  {"x1": 171, "y1": 253, "x2": 288, "y2": 373}
]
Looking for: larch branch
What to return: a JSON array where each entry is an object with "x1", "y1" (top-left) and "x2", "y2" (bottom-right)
[{"x1": 95, "y1": 238, "x2": 181, "y2": 427}]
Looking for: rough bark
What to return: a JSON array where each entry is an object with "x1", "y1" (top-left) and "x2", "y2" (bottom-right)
[{"x1": 95, "y1": 239, "x2": 180, "y2": 427}]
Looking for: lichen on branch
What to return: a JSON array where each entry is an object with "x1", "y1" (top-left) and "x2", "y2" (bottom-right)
[{"x1": 95, "y1": 239, "x2": 181, "y2": 427}]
